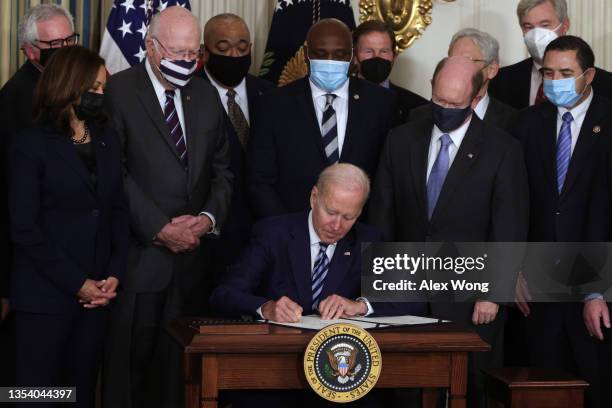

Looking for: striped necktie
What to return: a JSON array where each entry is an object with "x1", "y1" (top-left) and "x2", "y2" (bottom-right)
[
  {"x1": 321, "y1": 93, "x2": 339, "y2": 163},
  {"x1": 556, "y1": 111, "x2": 573, "y2": 193},
  {"x1": 164, "y1": 89, "x2": 188, "y2": 166},
  {"x1": 312, "y1": 242, "x2": 330, "y2": 311}
]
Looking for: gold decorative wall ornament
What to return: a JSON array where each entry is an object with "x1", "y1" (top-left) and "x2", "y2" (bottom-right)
[{"x1": 359, "y1": 0, "x2": 434, "y2": 53}]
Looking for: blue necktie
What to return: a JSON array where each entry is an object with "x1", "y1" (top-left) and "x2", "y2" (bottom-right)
[
  {"x1": 311, "y1": 242, "x2": 330, "y2": 311},
  {"x1": 321, "y1": 94, "x2": 339, "y2": 163},
  {"x1": 556, "y1": 112, "x2": 573, "y2": 194},
  {"x1": 426, "y1": 134, "x2": 452, "y2": 220}
]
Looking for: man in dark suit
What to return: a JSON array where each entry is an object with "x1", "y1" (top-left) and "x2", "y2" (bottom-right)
[
  {"x1": 212, "y1": 163, "x2": 425, "y2": 408},
  {"x1": 103, "y1": 7, "x2": 232, "y2": 408},
  {"x1": 489, "y1": 0, "x2": 612, "y2": 110},
  {"x1": 352, "y1": 20, "x2": 427, "y2": 123},
  {"x1": 195, "y1": 13, "x2": 274, "y2": 273},
  {"x1": 0, "y1": 2, "x2": 77, "y2": 388},
  {"x1": 369, "y1": 56, "x2": 529, "y2": 408},
  {"x1": 248, "y1": 18, "x2": 399, "y2": 220},
  {"x1": 411, "y1": 28, "x2": 517, "y2": 133},
  {"x1": 212, "y1": 163, "x2": 425, "y2": 320},
  {"x1": 513, "y1": 36, "x2": 611, "y2": 408}
]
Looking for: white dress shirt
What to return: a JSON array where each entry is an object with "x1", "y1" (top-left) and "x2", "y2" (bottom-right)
[
  {"x1": 474, "y1": 92, "x2": 490, "y2": 120},
  {"x1": 426, "y1": 116, "x2": 473, "y2": 181},
  {"x1": 556, "y1": 88, "x2": 593, "y2": 156},
  {"x1": 310, "y1": 78, "x2": 349, "y2": 156},
  {"x1": 529, "y1": 60, "x2": 543, "y2": 106},
  {"x1": 204, "y1": 67, "x2": 250, "y2": 125}
]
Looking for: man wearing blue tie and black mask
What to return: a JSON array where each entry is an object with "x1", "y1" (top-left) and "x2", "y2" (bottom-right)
[
  {"x1": 369, "y1": 56, "x2": 529, "y2": 408},
  {"x1": 247, "y1": 18, "x2": 400, "y2": 220}
]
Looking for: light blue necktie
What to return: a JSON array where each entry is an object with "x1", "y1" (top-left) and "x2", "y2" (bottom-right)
[
  {"x1": 556, "y1": 112, "x2": 573, "y2": 193},
  {"x1": 427, "y1": 134, "x2": 453, "y2": 219},
  {"x1": 311, "y1": 242, "x2": 330, "y2": 311}
]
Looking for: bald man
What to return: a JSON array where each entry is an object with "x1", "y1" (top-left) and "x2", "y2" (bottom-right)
[
  {"x1": 195, "y1": 14, "x2": 274, "y2": 275},
  {"x1": 103, "y1": 6, "x2": 232, "y2": 408},
  {"x1": 247, "y1": 18, "x2": 400, "y2": 220},
  {"x1": 369, "y1": 56, "x2": 528, "y2": 408}
]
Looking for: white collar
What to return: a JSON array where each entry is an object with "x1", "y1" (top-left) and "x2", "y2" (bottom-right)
[
  {"x1": 204, "y1": 66, "x2": 247, "y2": 98},
  {"x1": 474, "y1": 92, "x2": 490, "y2": 120},
  {"x1": 309, "y1": 77, "x2": 350, "y2": 100},
  {"x1": 432, "y1": 114, "x2": 473, "y2": 146}
]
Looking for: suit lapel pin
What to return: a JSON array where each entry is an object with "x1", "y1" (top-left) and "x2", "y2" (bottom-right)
[
  {"x1": 344, "y1": 251, "x2": 351, "y2": 256},
  {"x1": 186, "y1": 95, "x2": 191, "y2": 101},
  {"x1": 353, "y1": 94, "x2": 359, "y2": 100},
  {"x1": 100, "y1": 141, "x2": 106, "y2": 147},
  {"x1": 467, "y1": 153, "x2": 474, "y2": 159},
  {"x1": 593, "y1": 126, "x2": 601, "y2": 133}
]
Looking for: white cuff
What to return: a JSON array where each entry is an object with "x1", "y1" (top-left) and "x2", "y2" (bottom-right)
[
  {"x1": 199, "y1": 211, "x2": 219, "y2": 235},
  {"x1": 356, "y1": 297, "x2": 374, "y2": 316}
]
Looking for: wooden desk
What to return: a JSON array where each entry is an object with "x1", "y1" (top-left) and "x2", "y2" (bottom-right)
[{"x1": 169, "y1": 319, "x2": 489, "y2": 408}]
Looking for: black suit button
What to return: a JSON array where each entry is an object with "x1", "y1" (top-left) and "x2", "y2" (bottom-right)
[{"x1": 92, "y1": 209, "x2": 100, "y2": 217}]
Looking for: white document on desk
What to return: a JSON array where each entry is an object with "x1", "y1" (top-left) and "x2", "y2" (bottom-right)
[{"x1": 262, "y1": 314, "x2": 446, "y2": 330}]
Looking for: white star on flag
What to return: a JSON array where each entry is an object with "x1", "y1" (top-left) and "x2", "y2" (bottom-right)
[
  {"x1": 134, "y1": 46, "x2": 147, "y2": 62},
  {"x1": 121, "y1": 0, "x2": 135, "y2": 13},
  {"x1": 275, "y1": 2, "x2": 283, "y2": 12},
  {"x1": 283, "y1": 0, "x2": 293, "y2": 6},
  {"x1": 157, "y1": 1, "x2": 168, "y2": 12},
  {"x1": 118, "y1": 20, "x2": 133, "y2": 38},
  {"x1": 137, "y1": 21, "x2": 148, "y2": 39}
]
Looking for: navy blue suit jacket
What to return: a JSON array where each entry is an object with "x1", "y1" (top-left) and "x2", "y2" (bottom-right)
[
  {"x1": 247, "y1": 77, "x2": 400, "y2": 220},
  {"x1": 8, "y1": 125, "x2": 129, "y2": 314},
  {"x1": 209, "y1": 211, "x2": 426, "y2": 317}
]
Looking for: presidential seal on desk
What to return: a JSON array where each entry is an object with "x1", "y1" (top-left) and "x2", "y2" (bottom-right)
[{"x1": 304, "y1": 323, "x2": 382, "y2": 403}]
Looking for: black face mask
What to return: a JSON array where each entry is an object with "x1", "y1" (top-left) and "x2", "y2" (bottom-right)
[
  {"x1": 75, "y1": 91, "x2": 105, "y2": 122},
  {"x1": 206, "y1": 51, "x2": 251, "y2": 88},
  {"x1": 431, "y1": 101, "x2": 472, "y2": 133},
  {"x1": 359, "y1": 57, "x2": 392, "y2": 84},
  {"x1": 39, "y1": 48, "x2": 59, "y2": 67}
]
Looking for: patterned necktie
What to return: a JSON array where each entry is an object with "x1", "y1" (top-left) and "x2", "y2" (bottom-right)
[
  {"x1": 164, "y1": 90, "x2": 188, "y2": 166},
  {"x1": 312, "y1": 242, "x2": 330, "y2": 311},
  {"x1": 556, "y1": 111, "x2": 573, "y2": 193},
  {"x1": 226, "y1": 88, "x2": 250, "y2": 149},
  {"x1": 426, "y1": 134, "x2": 453, "y2": 220},
  {"x1": 321, "y1": 93, "x2": 339, "y2": 163}
]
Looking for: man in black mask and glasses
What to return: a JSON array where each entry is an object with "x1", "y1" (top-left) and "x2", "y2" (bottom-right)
[
  {"x1": 369, "y1": 56, "x2": 529, "y2": 408},
  {"x1": 196, "y1": 13, "x2": 273, "y2": 280},
  {"x1": 352, "y1": 20, "x2": 427, "y2": 123},
  {"x1": 0, "y1": 3, "x2": 77, "y2": 388}
]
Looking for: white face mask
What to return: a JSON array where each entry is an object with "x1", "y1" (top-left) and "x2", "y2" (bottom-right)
[{"x1": 523, "y1": 23, "x2": 562, "y2": 62}]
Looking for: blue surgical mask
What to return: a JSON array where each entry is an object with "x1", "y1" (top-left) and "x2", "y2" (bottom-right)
[
  {"x1": 543, "y1": 72, "x2": 587, "y2": 108},
  {"x1": 309, "y1": 59, "x2": 350, "y2": 92}
]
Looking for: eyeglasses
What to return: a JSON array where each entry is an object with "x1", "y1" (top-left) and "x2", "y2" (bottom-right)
[
  {"x1": 33, "y1": 33, "x2": 80, "y2": 49},
  {"x1": 153, "y1": 38, "x2": 199, "y2": 60}
]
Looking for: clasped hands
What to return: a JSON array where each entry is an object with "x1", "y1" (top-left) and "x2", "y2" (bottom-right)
[
  {"x1": 261, "y1": 294, "x2": 368, "y2": 323},
  {"x1": 155, "y1": 214, "x2": 212, "y2": 253},
  {"x1": 77, "y1": 277, "x2": 119, "y2": 308}
]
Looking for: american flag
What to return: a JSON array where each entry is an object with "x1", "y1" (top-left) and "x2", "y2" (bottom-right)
[{"x1": 100, "y1": 0, "x2": 191, "y2": 74}]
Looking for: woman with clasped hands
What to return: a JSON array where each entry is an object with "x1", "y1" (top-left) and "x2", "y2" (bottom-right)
[{"x1": 8, "y1": 46, "x2": 128, "y2": 408}]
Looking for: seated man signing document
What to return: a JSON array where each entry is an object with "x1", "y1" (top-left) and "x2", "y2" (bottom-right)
[{"x1": 210, "y1": 163, "x2": 426, "y2": 321}]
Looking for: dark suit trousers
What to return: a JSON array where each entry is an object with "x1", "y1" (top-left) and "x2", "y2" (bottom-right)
[
  {"x1": 14, "y1": 308, "x2": 109, "y2": 408},
  {"x1": 527, "y1": 303, "x2": 609, "y2": 408},
  {"x1": 431, "y1": 303, "x2": 506, "y2": 408}
]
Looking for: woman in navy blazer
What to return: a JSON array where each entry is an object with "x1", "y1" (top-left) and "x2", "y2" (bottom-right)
[{"x1": 8, "y1": 46, "x2": 128, "y2": 408}]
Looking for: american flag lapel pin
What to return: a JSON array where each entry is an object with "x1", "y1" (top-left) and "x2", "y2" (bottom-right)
[{"x1": 344, "y1": 251, "x2": 351, "y2": 256}]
